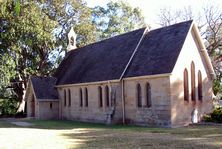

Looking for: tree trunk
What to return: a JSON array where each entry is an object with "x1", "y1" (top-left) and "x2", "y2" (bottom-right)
[
  {"x1": 17, "y1": 99, "x2": 25, "y2": 113},
  {"x1": 15, "y1": 75, "x2": 27, "y2": 113}
]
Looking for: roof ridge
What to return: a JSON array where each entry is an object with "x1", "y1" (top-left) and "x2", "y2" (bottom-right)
[
  {"x1": 119, "y1": 27, "x2": 149, "y2": 80},
  {"x1": 66, "y1": 20, "x2": 193, "y2": 55},
  {"x1": 67, "y1": 27, "x2": 147, "y2": 54},
  {"x1": 150, "y1": 20, "x2": 193, "y2": 32},
  {"x1": 54, "y1": 20, "x2": 193, "y2": 84}
]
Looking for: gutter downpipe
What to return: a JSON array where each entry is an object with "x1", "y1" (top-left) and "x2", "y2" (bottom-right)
[{"x1": 118, "y1": 28, "x2": 149, "y2": 124}]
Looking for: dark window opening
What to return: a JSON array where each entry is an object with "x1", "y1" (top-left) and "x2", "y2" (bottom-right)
[
  {"x1": 184, "y1": 68, "x2": 189, "y2": 102},
  {"x1": 198, "y1": 70, "x2": 203, "y2": 101},
  {"x1": 105, "y1": 86, "x2": 109, "y2": 107},
  {"x1": 137, "y1": 83, "x2": 142, "y2": 107},
  {"x1": 146, "y1": 83, "x2": 151, "y2": 107},
  {"x1": 50, "y1": 102, "x2": 52, "y2": 109},
  {"x1": 85, "y1": 88, "x2": 88, "y2": 107},
  {"x1": 80, "y1": 88, "x2": 83, "y2": 107},
  {"x1": 64, "y1": 89, "x2": 66, "y2": 106},
  {"x1": 68, "y1": 89, "x2": 71, "y2": 106},
  {"x1": 98, "y1": 86, "x2": 103, "y2": 107},
  {"x1": 191, "y1": 61, "x2": 196, "y2": 102}
]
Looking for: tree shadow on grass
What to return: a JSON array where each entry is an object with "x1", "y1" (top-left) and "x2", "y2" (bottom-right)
[
  {"x1": 61, "y1": 128, "x2": 222, "y2": 149},
  {"x1": 1, "y1": 119, "x2": 222, "y2": 149},
  {"x1": 59, "y1": 124, "x2": 222, "y2": 149}
]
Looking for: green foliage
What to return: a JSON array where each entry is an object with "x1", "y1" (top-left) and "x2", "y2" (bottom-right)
[
  {"x1": 92, "y1": 1, "x2": 146, "y2": 40},
  {"x1": 210, "y1": 107, "x2": 222, "y2": 123},
  {"x1": 203, "y1": 107, "x2": 222, "y2": 123},
  {"x1": 0, "y1": 0, "x2": 146, "y2": 110},
  {"x1": 213, "y1": 77, "x2": 222, "y2": 96},
  {"x1": 0, "y1": 0, "x2": 57, "y2": 102},
  {"x1": 39, "y1": 0, "x2": 96, "y2": 48},
  {"x1": 203, "y1": 114, "x2": 212, "y2": 122},
  {"x1": 14, "y1": 0, "x2": 20, "y2": 16},
  {"x1": 0, "y1": 54, "x2": 16, "y2": 97},
  {"x1": 0, "y1": 98, "x2": 18, "y2": 116}
]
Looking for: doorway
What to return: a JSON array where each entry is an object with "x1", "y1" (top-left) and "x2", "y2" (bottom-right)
[{"x1": 31, "y1": 95, "x2": 35, "y2": 117}]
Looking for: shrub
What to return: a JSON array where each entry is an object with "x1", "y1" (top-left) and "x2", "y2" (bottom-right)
[
  {"x1": 210, "y1": 107, "x2": 222, "y2": 123},
  {"x1": 203, "y1": 114, "x2": 212, "y2": 122},
  {"x1": 203, "y1": 107, "x2": 222, "y2": 123},
  {"x1": 0, "y1": 98, "x2": 18, "y2": 116}
]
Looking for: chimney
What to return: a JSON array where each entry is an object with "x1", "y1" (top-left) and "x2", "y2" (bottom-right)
[{"x1": 67, "y1": 27, "x2": 77, "y2": 52}]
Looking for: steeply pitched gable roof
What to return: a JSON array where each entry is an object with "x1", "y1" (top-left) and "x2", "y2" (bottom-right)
[
  {"x1": 54, "y1": 20, "x2": 193, "y2": 85},
  {"x1": 125, "y1": 20, "x2": 192, "y2": 77},
  {"x1": 54, "y1": 27, "x2": 146, "y2": 84},
  {"x1": 31, "y1": 76, "x2": 58, "y2": 99}
]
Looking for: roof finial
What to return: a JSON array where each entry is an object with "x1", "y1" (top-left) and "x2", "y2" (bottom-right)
[{"x1": 67, "y1": 27, "x2": 77, "y2": 51}]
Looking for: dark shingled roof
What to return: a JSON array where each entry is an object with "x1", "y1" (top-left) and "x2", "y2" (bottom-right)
[
  {"x1": 31, "y1": 76, "x2": 58, "y2": 99},
  {"x1": 125, "y1": 20, "x2": 192, "y2": 77},
  {"x1": 54, "y1": 20, "x2": 193, "y2": 85},
  {"x1": 54, "y1": 27, "x2": 146, "y2": 84}
]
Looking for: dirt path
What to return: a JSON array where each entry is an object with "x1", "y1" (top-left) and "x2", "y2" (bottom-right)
[
  {"x1": 10, "y1": 121, "x2": 34, "y2": 126},
  {"x1": 0, "y1": 128, "x2": 75, "y2": 149}
]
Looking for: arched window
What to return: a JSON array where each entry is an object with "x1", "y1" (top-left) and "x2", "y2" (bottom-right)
[
  {"x1": 50, "y1": 102, "x2": 52, "y2": 109},
  {"x1": 191, "y1": 61, "x2": 196, "y2": 102},
  {"x1": 79, "y1": 88, "x2": 83, "y2": 107},
  {"x1": 198, "y1": 70, "x2": 203, "y2": 101},
  {"x1": 85, "y1": 88, "x2": 88, "y2": 107},
  {"x1": 137, "y1": 83, "x2": 142, "y2": 107},
  {"x1": 68, "y1": 89, "x2": 71, "y2": 106},
  {"x1": 105, "y1": 86, "x2": 109, "y2": 107},
  {"x1": 146, "y1": 83, "x2": 151, "y2": 107},
  {"x1": 183, "y1": 68, "x2": 189, "y2": 102},
  {"x1": 98, "y1": 86, "x2": 103, "y2": 107},
  {"x1": 64, "y1": 89, "x2": 66, "y2": 106}
]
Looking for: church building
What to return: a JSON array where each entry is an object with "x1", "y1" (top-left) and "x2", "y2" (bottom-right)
[{"x1": 25, "y1": 20, "x2": 215, "y2": 127}]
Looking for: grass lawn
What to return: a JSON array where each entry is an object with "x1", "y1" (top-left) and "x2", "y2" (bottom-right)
[{"x1": 0, "y1": 120, "x2": 222, "y2": 149}]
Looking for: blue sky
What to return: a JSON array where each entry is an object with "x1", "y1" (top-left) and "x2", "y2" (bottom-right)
[{"x1": 86, "y1": 0, "x2": 222, "y2": 28}]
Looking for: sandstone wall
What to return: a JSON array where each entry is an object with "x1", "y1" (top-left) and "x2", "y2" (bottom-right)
[
  {"x1": 38, "y1": 101, "x2": 59, "y2": 120},
  {"x1": 58, "y1": 82, "x2": 123, "y2": 124},
  {"x1": 170, "y1": 28, "x2": 213, "y2": 127},
  {"x1": 124, "y1": 76, "x2": 171, "y2": 127}
]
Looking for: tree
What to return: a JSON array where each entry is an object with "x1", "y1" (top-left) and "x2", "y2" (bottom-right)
[
  {"x1": 0, "y1": 54, "x2": 16, "y2": 98},
  {"x1": 0, "y1": 0, "x2": 146, "y2": 113},
  {"x1": 157, "y1": 6, "x2": 222, "y2": 97},
  {"x1": 38, "y1": 0, "x2": 97, "y2": 48},
  {"x1": 157, "y1": 6, "x2": 197, "y2": 27},
  {"x1": 92, "y1": 1, "x2": 146, "y2": 40},
  {"x1": 203, "y1": 6, "x2": 222, "y2": 82},
  {"x1": 0, "y1": 0, "x2": 57, "y2": 111},
  {"x1": 1, "y1": 0, "x2": 95, "y2": 112}
]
